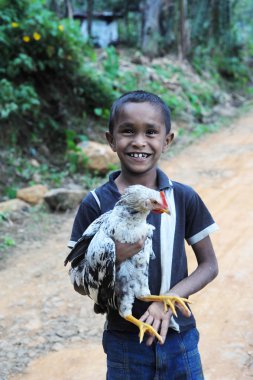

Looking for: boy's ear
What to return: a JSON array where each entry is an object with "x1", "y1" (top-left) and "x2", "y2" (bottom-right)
[
  {"x1": 162, "y1": 132, "x2": 174, "y2": 153},
  {"x1": 105, "y1": 131, "x2": 116, "y2": 152}
]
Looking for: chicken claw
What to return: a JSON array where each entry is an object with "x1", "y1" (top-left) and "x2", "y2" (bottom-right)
[
  {"x1": 140, "y1": 295, "x2": 191, "y2": 317},
  {"x1": 125, "y1": 315, "x2": 163, "y2": 344}
]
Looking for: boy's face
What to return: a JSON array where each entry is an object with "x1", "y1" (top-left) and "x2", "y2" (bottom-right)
[{"x1": 106, "y1": 102, "x2": 174, "y2": 176}]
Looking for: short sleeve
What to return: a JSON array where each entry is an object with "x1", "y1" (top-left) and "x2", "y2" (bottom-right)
[
  {"x1": 185, "y1": 190, "x2": 218, "y2": 245},
  {"x1": 68, "y1": 191, "x2": 101, "y2": 248}
]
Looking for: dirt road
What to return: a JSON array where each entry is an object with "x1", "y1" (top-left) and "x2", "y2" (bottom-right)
[{"x1": 1, "y1": 111, "x2": 253, "y2": 380}]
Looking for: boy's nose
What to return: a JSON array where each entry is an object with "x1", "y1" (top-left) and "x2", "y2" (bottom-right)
[{"x1": 132, "y1": 134, "x2": 146, "y2": 148}]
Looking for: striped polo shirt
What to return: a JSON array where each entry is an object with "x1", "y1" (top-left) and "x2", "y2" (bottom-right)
[{"x1": 68, "y1": 169, "x2": 218, "y2": 333}]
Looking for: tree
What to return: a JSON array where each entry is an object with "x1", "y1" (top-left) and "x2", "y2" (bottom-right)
[
  {"x1": 65, "y1": 0, "x2": 73, "y2": 18},
  {"x1": 178, "y1": 0, "x2": 188, "y2": 60},
  {"x1": 87, "y1": 0, "x2": 94, "y2": 38},
  {"x1": 140, "y1": 0, "x2": 191, "y2": 59},
  {"x1": 141, "y1": 0, "x2": 164, "y2": 58}
]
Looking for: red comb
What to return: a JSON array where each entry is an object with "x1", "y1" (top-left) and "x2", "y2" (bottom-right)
[{"x1": 160, "y1": 191, "x2": 168, "y2": 208}]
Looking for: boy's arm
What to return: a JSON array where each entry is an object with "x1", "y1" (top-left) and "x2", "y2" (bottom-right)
[
  {"x1": 169, "y1": 235, "x2": 218, "y2": 298},
  {"x1": 140, "y1": 235, "x2": 218, "y2": 345}
]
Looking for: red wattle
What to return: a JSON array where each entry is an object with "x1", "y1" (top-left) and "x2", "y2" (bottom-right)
[{"x1": 152, "y1": 191, "x2": 168, "y2": 214}]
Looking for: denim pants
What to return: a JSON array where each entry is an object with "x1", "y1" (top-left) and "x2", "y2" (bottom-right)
[{"x1": 102, "y1": 327, "x2": 204, "y2": 380}]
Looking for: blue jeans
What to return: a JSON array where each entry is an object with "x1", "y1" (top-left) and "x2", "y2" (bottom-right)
[{"x1": 102, "y1": 327, "x2": 204, "y2": 380}]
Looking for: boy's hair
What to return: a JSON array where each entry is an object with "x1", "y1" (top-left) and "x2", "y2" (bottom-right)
[{"x1": 108, "y1": 90, "x2": 171, "y2": 134}]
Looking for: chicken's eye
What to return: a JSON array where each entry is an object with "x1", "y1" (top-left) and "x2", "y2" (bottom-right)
[{"x1": 152, "y1": 200, "x2": 158, "y2": 204}]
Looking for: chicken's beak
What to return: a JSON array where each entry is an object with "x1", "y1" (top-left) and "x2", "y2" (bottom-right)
[
  {"x1": 152, "y1": 206, "x2": 170, "y2": 215},
  {"x1": 151, "y1": 191, "x2": 171, "y2": 215},
  {"x1": 161, "y1": 207, "x2": 170, "y2": 215}
]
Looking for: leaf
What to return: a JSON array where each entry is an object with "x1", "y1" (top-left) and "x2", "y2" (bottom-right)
[{"x1": 94, "y1": 108, "x2": 103, "y2": 116}]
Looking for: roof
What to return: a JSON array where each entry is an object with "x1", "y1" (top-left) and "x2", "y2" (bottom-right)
[{"x1": 73, "y1": 11, "x2": 123, "y2": 22}]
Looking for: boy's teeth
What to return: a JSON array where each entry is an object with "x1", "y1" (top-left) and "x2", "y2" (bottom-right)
[{"x1": 130, "y1": 153, "x2": 148, "y2": 158}]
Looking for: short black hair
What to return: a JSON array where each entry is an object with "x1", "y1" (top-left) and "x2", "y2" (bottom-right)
[{"x1": 108, "y1": 90, "x2": 171, "y2": 134}]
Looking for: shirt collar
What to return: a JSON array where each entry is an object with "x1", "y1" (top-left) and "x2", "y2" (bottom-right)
[
  {"x1": 109, "y1": 169, "x2": 173, "y2": 191},
  {"x1": 156, "y1": 168, "x2": 173, "y2": 190}
]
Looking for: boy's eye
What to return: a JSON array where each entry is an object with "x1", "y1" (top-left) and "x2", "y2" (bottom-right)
[
  {"x1": 122, "y1": 129, "x2": 134, "y2": 134},
  {"x1": 146, "y1": 129, "x2": 158, "y2": 135}
]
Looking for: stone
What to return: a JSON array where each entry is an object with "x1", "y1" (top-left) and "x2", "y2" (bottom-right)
[
  {"x1": 213, "y1": 104, "x2": 236, "y2": 118},
  {"x1": 44, "y1": 188, "x2": 87, "y2": 211},
  {"x1": 0, "y1": 199, "x2": 30, "y2": 214},
  {"x1": 17, "y1": 184, "x2": 48, "y2": 205},
  {"x1": 131, "y1": 51, "x2": 150, "y2": 65},
  {"x1": 77, "y1": 141, "x2": 119, "y2": 174},
  {"x1": 52, "y1": 342, "x2": 64, "y2": 351},
  {"x1": 29, "y1": 158, "x2": 40, "y2": 167}
]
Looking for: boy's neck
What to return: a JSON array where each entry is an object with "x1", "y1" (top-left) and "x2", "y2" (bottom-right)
[{"x1": 115, "y1": 168, "x2": 158, "y2": 194}]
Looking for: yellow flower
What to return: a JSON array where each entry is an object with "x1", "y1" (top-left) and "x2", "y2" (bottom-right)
[
  {"x1": 33, "y1": 32, "x2": 41, "y2": 41},
  {"x1": 23, "y1": 36, "x2": 30, "y2": 43},
  {"x1": 58, "y1": 24, "x2": 64, "y2": 32},
  {"x1": 67, "y1": 55, "x2": 72, "y2": 60},
  {"x1": 11, "y1": 22, "x2": 19, "y2": 28}
]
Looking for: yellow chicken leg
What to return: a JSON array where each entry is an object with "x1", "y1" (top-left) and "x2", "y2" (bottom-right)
[
  {"x1": 139, "y1": 295, "x2": 191, "y2": 317},
  {"x1": 125, "y1": 315, "x2": 163, "y2": 344}
]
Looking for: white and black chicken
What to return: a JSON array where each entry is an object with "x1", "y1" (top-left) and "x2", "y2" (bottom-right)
[{"x1": 64, "y1": 185, "x2": 190, "y2": 343}]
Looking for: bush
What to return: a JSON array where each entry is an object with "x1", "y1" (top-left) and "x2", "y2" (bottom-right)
[{"x1": 0, "y1": 0, "x2": 115, "y2": 149}]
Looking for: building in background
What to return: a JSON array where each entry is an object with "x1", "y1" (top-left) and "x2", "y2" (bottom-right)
[{"x1": 74, "y1": 11, "x2": 123, "y2": 48}]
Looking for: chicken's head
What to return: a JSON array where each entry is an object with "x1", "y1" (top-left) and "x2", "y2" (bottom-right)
[{"x1": 119, "y1": 185, "x2": 170, "y2": 215}]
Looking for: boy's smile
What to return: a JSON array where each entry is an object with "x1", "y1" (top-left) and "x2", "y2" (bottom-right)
[
  {"x1": 106, "y1": 102, "x2": 174, "y2": 183},
  {"x1": 127, "y1": 153, "x2": 151, "y2": 159}
]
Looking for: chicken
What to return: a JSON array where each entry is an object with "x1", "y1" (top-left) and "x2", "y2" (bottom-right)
[{"x1": 64, "y1": 185, "x2": 190, "y2": 343}]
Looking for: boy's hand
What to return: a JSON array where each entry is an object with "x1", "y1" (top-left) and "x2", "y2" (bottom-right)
[
  {"x1": 115, "y1": 237, "x2": 146, "y2": 265},
  {"x1": 139, "y1": 296, "x2": 191, "y2": 346},
  {"x1": 139, "y1": 302, "x2": 172, "y2": 346}
]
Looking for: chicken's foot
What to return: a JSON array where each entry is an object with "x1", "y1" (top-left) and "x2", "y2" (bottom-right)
[
  {"x1": 124, "y1": 315, "x2": 163, "y2": 344},
  {"x1": 139, "y1": 295, "x2": 191, "y2": 317}
]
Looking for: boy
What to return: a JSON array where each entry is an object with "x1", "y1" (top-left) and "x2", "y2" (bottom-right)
[{"x1": 68, "y1": 90, "x2": 219, "y2": 379}]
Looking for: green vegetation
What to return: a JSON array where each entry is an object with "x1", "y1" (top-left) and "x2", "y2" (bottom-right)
[
  {"x1": 0, "y1": 236, "x2": 16, "y2": 251},
  {"x1": 0, "y1": 0, "x2": 252, "y2": 202},
  {"x1": 0, "y1": 147, "x2": 102, "y2": 201},
  {"x1": 0, "y1": 0, "x2": 115, "y2": 149}
]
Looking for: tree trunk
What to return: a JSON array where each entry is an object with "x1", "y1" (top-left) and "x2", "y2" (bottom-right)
[
  {"x1": 211, "y1": 0, "x2": 220, "y2": 41},
  {"x1": 124, "y1": 2, "x2": 130, "y2": 42},
  {"x1": 87, "y1": 0, "x2": 94, "y2": 38},
  {"x1": 141, "y1": 0, "x2": 164, "y2": 58},
  {"x1": 48, "y1": 0, "x2": 63, "y2": 18},
  {"x1": 64, "y1": 0, "x2": 73, "y2": 19},
  {"x1": 178, "y1": 0, "x2": 188, "y2": 60}
]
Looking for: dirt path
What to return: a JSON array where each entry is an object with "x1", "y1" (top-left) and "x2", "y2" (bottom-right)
[{"x1": 1, "y1": 111, "x2": 253, "y2": 380}]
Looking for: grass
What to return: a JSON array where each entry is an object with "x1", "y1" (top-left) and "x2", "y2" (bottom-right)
[{"x1": 1, "y1": 48, "x2": 252, "y2": 204}]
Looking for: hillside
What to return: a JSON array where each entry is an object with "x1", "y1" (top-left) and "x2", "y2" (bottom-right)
[{"x1": 0, "y1": 48, "x2": 247, "y2": 204}]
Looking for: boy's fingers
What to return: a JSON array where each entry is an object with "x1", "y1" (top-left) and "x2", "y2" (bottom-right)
[
  {"x1": 139, "y1": 310, "x2": 149, "y2": 322},
  {"x1": 152, "y1": 319, "x2": 160, "y2": 334},
  {"x1": 133, "y1": 236, "x2": 146, "y2": 252},
  {"x1": 159, "y1": 317, "x2": 170, "y2": 345},
  {"x1": 146, "y1": 335, "x2": 155, "y2": 346},
  {"x1": 115, "y1": 237, "x2": 147, "y2": 264}
]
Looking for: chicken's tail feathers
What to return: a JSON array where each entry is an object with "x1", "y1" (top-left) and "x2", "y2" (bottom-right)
[
  {"x1": 94, "y1": 293, "x2": 118, "y2": 314},
  {"x1": 64, "y1": 211, "x2": 113, "y2": 267},
  {"x1": 64, "y1": 235, "x2": 92, "y2": 267},
  {"x1": 94, "y1": 303, "x2": 107, "y2": 314}
]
